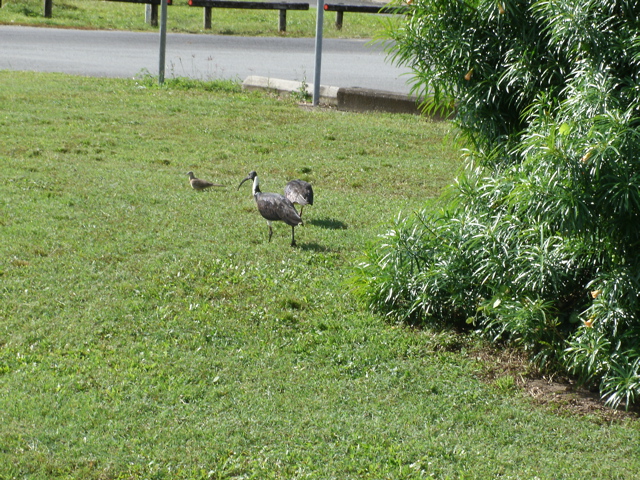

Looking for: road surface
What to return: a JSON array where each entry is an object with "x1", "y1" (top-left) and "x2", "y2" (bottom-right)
[{"x1": 0, "y1": 25, "x2": 414, "y2": 94}]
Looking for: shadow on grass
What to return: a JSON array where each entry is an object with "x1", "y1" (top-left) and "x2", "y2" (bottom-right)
[
  {"x1": 298, "y1": 242, "x2": 334, "y2": 252},
  {"x1": 307, "y1": 218, "x2": 348, "y2": 230}
]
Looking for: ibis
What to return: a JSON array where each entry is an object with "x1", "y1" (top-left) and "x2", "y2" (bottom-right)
[
  {"x1": 238, "y1": 171, "x2": 303, "y2": 246},
  {"x1": 284, "y1": 179, "x2": 313, "y2": 219},
  {"x1": 187, "y1": 171, "x2": 224, "y2": 191}
]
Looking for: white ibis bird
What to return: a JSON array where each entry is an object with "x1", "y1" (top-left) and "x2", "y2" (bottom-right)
[
  {"x1": 284, "y1": 179, "x2": 314, "y2": 219},
  {"x1": 187, "y1": 171, "x2": 224, "y2": 191},
  {"x1": 238, "y1": 171, "x2": 303, "y2": 246}
]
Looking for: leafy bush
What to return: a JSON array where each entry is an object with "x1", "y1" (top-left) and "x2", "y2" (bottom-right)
[{"x1": 357, "y1": 0, "x2": 640, "y2": 408}]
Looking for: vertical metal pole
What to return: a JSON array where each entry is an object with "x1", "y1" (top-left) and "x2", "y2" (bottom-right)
[
  {"x1": 312, "y1": 0, "x2": 324, "y2": 106},
  {"x1": 159, "y1": 0, "x2": 168, "y2": 85}
]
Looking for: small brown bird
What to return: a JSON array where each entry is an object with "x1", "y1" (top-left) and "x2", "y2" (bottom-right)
[{"x1": 187, "y1": 171, "x2": 224, "y2": 191}]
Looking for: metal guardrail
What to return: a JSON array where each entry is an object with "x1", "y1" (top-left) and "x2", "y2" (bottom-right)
[
  {"x1": 323, "y1": 2, "x2": 409, "y2": 29},
  {"x1": 188, "y1": 0, "x2": 310, "y2": 31}
]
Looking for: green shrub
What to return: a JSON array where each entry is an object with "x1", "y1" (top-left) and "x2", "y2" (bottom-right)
[{"x1": 357, "y1": 0, "x2": 640, "y2": 409}]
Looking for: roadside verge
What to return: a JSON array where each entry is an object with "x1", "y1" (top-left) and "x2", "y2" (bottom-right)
[{"x1": 242, "y1": 75, "x2": 423, "y2": 115}]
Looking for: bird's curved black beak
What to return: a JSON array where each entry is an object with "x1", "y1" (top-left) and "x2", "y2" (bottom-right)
[{"x1": 237, "y1": 176, "x2": 251, "y2": 190}]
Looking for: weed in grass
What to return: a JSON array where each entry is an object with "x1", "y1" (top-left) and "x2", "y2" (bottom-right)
[
  {"x1": 291, "y1": 76, "x2": 312, "y2": 104},
  {"x1": 493, "y1": 375, "x2": 518, "y2": 395}
]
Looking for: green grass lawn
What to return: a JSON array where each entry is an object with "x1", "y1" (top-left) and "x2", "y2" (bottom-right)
[
  {"x1": 1, "y1": 71, "x2": 639, "y2": 479},
  {"x1": 0, "y1": 0, "x2": 395, "y2": 38}
]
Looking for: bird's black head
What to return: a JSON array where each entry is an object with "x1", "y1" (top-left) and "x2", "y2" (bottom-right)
[{"x1": 237, "y1": 171, "x2": 258, "y2": 190}]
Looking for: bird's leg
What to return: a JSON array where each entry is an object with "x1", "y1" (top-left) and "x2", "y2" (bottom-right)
[
  {"x1": 267, "y1": 222, "x2": 273, "y2": 243},
  {"x1": 299, "y1": 205, "x2": 304, "y2": 220},
  {"x1": 290, "y1": 226, "x2": 297, "y2": 247}
]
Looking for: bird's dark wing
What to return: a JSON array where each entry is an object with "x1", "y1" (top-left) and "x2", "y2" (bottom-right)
[
  {"x1": 285, "y1": 180, "x2": 313, "y2": 205},
  {"x1": 257, "y1": 193, "x2": 302, "y2": 226},
  {"x1": 303, "y1": 183, "x2": 313, "y2": 205}
]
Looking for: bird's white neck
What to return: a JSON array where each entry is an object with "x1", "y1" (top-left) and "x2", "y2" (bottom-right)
[{"x1": 252, "y1": 176, "x2": 261, "y2": 195}]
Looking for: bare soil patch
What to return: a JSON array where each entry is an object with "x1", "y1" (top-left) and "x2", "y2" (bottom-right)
[{"x1": 473, "y1": 346, "x2": 640, "y2": 422}]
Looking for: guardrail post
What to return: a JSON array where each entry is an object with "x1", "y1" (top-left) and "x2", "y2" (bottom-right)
[
  {"x1": 44, "y1": 0, "x2": 53, "y2": 18},
  {"x1": 204, "y1": 6, "x2": 212, "y2": 29},
  {"x1": 335, "y1": 11, "x2": 343, "y2": 29},
  {"x1": 278, "y1": 9, "x2": 286, "y2": 32},
  {"x1": 145, "y1": 4, "x2": 159, "y2": 26},
  {"x1": 150, "y1": 4, "x2": 159, "y2": 26}
]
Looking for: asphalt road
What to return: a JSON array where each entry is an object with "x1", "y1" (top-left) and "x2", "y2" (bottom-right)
[{"x1": 0, "y1": 25, "x2": 413, "y2": 94}]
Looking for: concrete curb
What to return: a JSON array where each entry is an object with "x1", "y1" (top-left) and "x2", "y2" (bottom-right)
[
  {"x1": 337, "y1": 87, "x2": 421, "y2": 115},
  {"x1": 242, "y1": 75, "x2": 340, "y2": 107},
  {"x1": 242, "y1": 75, "x2": 422, "y2": 115}
]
